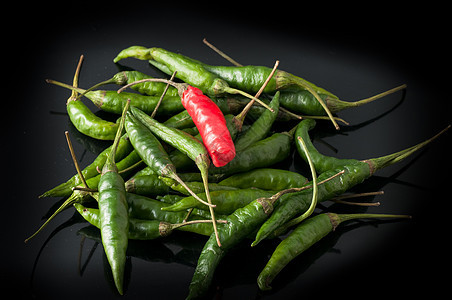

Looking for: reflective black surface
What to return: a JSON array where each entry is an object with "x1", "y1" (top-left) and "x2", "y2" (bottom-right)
[{"x1": 6, "y1": 5, "x2": 451, "y2": 300}]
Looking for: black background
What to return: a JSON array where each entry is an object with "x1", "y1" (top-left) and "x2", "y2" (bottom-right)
[{"x1": 4, "y1": 4, "x2": 451, "y2": 299}]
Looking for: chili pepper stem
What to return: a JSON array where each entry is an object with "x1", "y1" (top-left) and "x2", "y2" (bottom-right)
[
  {"x1": 234, "y1": 60, "x2": 280, "y2": 129},
  {"x1": 150, "y1": 71, "x2": 177, "y2": 118},
  {"x1": 290, "y1": 136, "x2": 318, "y2": 224},
  {"x1": 328, "y1": 84, "x2": 407, "y2": 112},
  {"x1": 25, "y1": 191, "x2": 89, "y2": 242},
  {"x1": 328, "y1": 213, "x2": 412, "y2": 230},
  {"x1": 46, "y1": 79, "x2": 87, "y2": 97},
  {"x1": 168, "y1": 173, "x2": 216, "y2": 208},
  {"x1": 103, "y1": 100, "x2": 131, "y2": 173},
  {"x1": 285, "y1": 73, "x2": 339, "y2": 130},
  {"x1": 364, "y1": 124, "x2": 451, "y2": 174},
  {"x1": 223, "y1": 87, "x2": 274, "y2": 112},
  {"x1": 75, "y1": 77, "x2": 116, "y2": 100},
  {"x1": 170, "y1": 219, "x2": 228, "y2": 230},
  {"x1": 65, "y1": 131, "x2": 89, "y2": 189},
  {"x1": 202, "y1": 38, "x2": 243, "y2": 67},
  {"x1": 200, "y1": 167, "x2": 221, "y2": 247}
]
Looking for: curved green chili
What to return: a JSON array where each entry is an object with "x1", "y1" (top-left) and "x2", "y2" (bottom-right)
[
  {"x1": 296, "y1": 119, "x2": 361, "y2": 173},
  {"x1": 97, "y1": 100, "x2": 130, "y2": 295},
  {"x1": 46, "y1": 57, "x2": 119, "y2": 141},
  {"x1": 257, "y1": 212, "x2": 410, "y2": 291},
  {"x1": 252, "y1": 124, "x2": 450, "y2": 246}
]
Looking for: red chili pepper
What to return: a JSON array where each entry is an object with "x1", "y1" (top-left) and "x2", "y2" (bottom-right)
[{"x1": 181, "y1": 86, "x2": 236, "y2": 167}]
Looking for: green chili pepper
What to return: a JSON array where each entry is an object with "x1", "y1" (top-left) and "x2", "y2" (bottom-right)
[
  {"x1": 125, "y1": 174, "x2": 170, "y2": 196},
  {"x1": 187, "y1": 197, "x2": 274, "y2": 299},
  {"x1": 296, "y1": 119, "x2": 358, "y2": 173},
  {"x1": 97, "y1": 100, "x2": 130, "y2": 295},
  {"x1": 252, "y1": 124, "x2": 451, "y2": 246},
  {"x1": 80, "y1": 70, "x2": 179, "y2": 97},
  {"x1": 160, "y1": 177, "x2": 237, "y2": 195},
  {"x1": 47, "y1": 79, "x2": 185, "y2": 117},
  {"x1": 167, "y1": 113, "x2": 241, "y2": 172},
  {"x1": 114, "y1": 46, "x2": 274, "y2": 112},
  {"x1": 124, "y1": 110, "x2": 214, "y2": 209},
  {"x1": 161, "y1": 188, "x2": 273, "y2": 215},
  {"x1": 233, "y1": 91, "x2": 280, "y2": 152},
  {"x1": 46, "y1": 57, "x2": 119, "y2": 141},
  {"x1": 74, "y1": 203, "x2": 223, "y2": 240},
  {"x1": 162, "y1": 96, "x2": 246, "y2": 129},
  {"x1": 146, "y1": 49, "x2": 338, "y2": 129},
  {"x1": 209, "y1": 131, "x2": 292, "y2": 176},
  {"x1": 130, "y1": 106, "x2": 223, "y2": 246},
  {"x1": 125, "y1": 193, "x2": 224, "y2": 236},
  {"x1": 257, "y1": 212, "x2": 411, "y2": 291},
  {"x1": 218, "y1": 168, "x2": 308, "y2": 190},
  {"x1": 278, "y1": 84, "x2": 406, "y2": 115}
]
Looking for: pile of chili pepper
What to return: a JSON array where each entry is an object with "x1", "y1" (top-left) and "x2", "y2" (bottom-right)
[{"x1": 28, "y1": 41, "x2": 450, "y2": 299}]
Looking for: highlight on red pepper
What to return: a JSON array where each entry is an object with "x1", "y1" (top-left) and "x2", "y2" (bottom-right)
[{"x1": 181, "y1": 85, "x2": 236, "y2": 167}]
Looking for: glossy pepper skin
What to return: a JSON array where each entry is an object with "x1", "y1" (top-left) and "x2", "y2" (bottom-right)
[
  {"x1": 257, "y1": 212, "x2": 409, "y2": 291},
  {"x1": 253, "y1": 161, "x2": 370, "y2": 246},
  {"x1": 209, "y1": 132, "x2": 292, "y2": 176},
  {"x1": 124, "y1": 112, "x2": 174, "y2": 177},
  {"x1": 96, "y1": 70, "x2": 180, "y2": 97},
  {"x1": 74, "y1": 203, "x2": 212, "y2": 240},
  {"x1": 234, "y1": 92, "x2": 280, "y2": 152},
  {"x1": 97, "y1": 102, "x2": 130, "y2": 295},
  {"x1": 161, "y1": 188, "x2": 273, "y2": 215},
  {"x1": 187, "y1": 198, "x2": 274, "y2": 299},
  {"x1": 218, "y1": 168, "x2": 308, "y2": 191},
  {"x1": 181, "y1": 85, "x2": 236, "y2": 167},
  {"x1": 296, "y1": 119, "x2": 358, "y2": 173}
]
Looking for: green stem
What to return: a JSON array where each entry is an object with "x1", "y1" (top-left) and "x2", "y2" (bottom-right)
[
  {"x1": 234, "y1": 61, "x2": 279, "y2": 127},
  {"x1": 25, "y1": 191, "x2": 89, "y2": 242},
  {"x1": 365, "y1": 125, "x2": 451, "y2": 173},
  {"x1": 76, "y1": 78, "x2": 116, "y2": 100},
  {"x1": 291, "y1": 75, "x2": 339, "y2": 130},
  {"x1": 102, "y1": 100, "x2": 130, "y2": 173},
  {"x1": 46, "y1": 79, "x2": 86, "y2": 95},
  {"x1": 330, "y1": 213, "x2": 411, "y2": 230},
  {"x1": 349, "y1": 84, "x2": 407, "y2": 107},
  {"x1": 278, "y1": 136, "x2": 318, "y2": 227},
  {"x1": 169, "y1": 173, "x2": 216, "y2": 208},
  {"x1": 224, "y1": 87, "x2": 274, "y2": 113}
]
